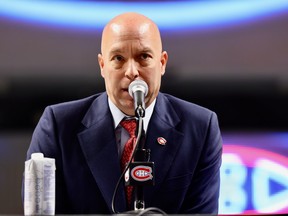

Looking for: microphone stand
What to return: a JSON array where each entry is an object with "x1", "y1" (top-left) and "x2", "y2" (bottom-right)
[
  {"x1": 133, "y1": 118, "x2": 146, "y2": 210},
  {"x1": 131, "y1": 105, "x2": 154, "y2": 211}
]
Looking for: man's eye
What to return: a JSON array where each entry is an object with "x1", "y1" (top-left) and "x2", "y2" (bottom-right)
[
  {"x1": 113, "y1": 55, "x2": 124, "y2": 62},
  {"x1": 140, "y1": 53, "x2": 150, "y2": 60}
]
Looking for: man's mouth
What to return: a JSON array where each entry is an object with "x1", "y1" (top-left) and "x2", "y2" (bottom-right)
[{"x1": 122, "y1": 88, "x2": 129, "y2": 93}]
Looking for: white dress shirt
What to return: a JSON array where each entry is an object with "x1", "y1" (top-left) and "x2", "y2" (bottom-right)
[{"x1": 108, "y1": 98, "x2": 156, "y2": 158}]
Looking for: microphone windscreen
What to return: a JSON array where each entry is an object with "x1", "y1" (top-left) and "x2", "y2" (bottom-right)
[{"x1": 128, "y1": 80, "x2": 148, "y2": 98}]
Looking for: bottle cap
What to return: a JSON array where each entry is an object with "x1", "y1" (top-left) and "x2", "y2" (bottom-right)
[{"x1": 31, "y1": 153, "x2": 44, "y2": 160}]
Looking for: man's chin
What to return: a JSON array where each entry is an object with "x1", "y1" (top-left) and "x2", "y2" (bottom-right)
[
  {"x1": 122, "y1": 109, "x2": 135, "y2": 117},
  {"x1": 118, "y1": 101, "x2": 135, "y2": 116}
]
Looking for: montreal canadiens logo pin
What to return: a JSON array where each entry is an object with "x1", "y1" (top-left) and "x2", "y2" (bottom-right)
[
  {"x1": 131, "y1": 166, "x2": 153, "y2": 181},
  {"x1": 157, "y1": 137, "x2": 167, "y2": 146}
]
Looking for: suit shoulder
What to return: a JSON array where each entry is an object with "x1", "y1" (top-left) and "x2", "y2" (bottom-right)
[
  {"x1": 50, "y1": 94, "x2": 100, "y2": 109},
  {"x1": 46, "y1": 93, "x2": 103, "y2": 120},
  {"x1": 162, "y1": 93, "x2": 214, "y2": 118}
]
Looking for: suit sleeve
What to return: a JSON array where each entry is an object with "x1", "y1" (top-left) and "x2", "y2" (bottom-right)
[{"x1": 181, "y1": 111, "x2": 222, "y2": 214}]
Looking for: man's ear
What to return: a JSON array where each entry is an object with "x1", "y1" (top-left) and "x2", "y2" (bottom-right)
[
  {"x1": 98, "y1": 53, "x2": 105, "y2": 78},
  {"x1": 160, "y1": 51, "x2": 168, "y2": 76}
]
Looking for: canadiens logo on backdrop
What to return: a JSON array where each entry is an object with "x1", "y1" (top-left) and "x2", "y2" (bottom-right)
[
  {"x1": 131, "y1": 166, "x2": 153, "y2": 182},
  {"x1": 220, "y1": 145, "x2": 288, "y2": 214}
]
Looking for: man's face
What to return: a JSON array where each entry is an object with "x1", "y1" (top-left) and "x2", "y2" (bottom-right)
[{"x1": 98, "y1": 21, "x2": 168, "y2": 116}]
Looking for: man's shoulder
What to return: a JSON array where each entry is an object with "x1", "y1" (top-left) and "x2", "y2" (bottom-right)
[
  {"x1": 158, "y1": 93, "x2": 220, "y2": 134},
  {"x1": 160, "y1": 92, "x2": 213, "y2": 116},
  {"x1": 45, "y1": 93, "x2": 106, "y2": 121},
  {"x1": 50, "y1": 93, "x2": 103, "y2": 111}
]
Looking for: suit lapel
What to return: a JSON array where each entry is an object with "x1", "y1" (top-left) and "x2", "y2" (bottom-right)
[
  {"x1": 76, "y1": 92, "x2": 183, "y2": 210},
  {"x1": 77, "y1": 93, "x2": 126, "y2": 212},
  {"x1": 145, "y1": 93, "x2": 184, "y2": 200}
]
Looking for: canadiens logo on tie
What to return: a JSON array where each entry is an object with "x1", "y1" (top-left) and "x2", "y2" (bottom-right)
[{"x1": 157, "y1": 137, "x2": 167, "y2": 146}]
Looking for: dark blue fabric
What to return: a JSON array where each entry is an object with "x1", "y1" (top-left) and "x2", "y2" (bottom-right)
[{"x1": 24, "y1": 92, "x2": 222, "y2": 214}]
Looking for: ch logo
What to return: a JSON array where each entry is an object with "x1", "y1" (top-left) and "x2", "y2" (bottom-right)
[{"x1": 131, "y1": 166, "x2": 153, "y2": 182}]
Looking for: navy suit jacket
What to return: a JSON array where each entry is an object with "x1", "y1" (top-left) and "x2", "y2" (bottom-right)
[{"x1": 25, "y1": 92, "x2": 222, "y2": 214}]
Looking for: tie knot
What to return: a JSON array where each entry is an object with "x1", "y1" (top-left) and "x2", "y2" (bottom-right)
[{"x1": 120, "y1": 119, "x2": 137, "y2": 137}]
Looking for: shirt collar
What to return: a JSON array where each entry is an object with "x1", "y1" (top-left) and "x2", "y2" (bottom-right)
[{"x1": 108, "y1": 97, "x2": 156, "y2": 132}]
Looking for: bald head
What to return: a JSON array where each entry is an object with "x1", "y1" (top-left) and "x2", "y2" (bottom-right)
[
  {"x1": 101, "y1": 12, "x2": 162, "y2": 54},
  {"x1": 98, "y1": 12, "x2": 168, "y2": 116}
]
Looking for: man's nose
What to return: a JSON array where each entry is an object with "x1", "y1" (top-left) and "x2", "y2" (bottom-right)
[{"x1": 125, "y1": 60, "x2": 139, "y2": 80}]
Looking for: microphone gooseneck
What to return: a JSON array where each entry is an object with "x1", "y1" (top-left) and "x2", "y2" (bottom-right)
[{"x1": 128, "y1": 80, "x2": 148, "y2": 118}]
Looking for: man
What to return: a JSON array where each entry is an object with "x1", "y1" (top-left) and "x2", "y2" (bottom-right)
[{"x1": 24, "y1": 12, "x2": 222, "y2": 214}]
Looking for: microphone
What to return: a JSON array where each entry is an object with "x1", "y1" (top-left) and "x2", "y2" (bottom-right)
[
  {"x1": 128, "y1": 80, "x2": 155, "y2": 211},
  {"x1": 128, "y1": 80, "x2": 148, "y2": 118}
]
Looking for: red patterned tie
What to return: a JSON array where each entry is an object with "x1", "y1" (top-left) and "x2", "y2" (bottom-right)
[{"x1": 120, "y1": 119, "x2": 137, "y2": 208}]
